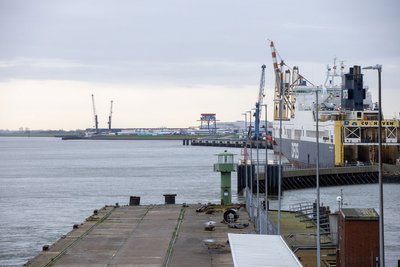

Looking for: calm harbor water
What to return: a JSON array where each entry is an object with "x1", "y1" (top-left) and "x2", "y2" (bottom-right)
[{"x1": 0, "y1": 137, "x2": 399, "y2": 266}]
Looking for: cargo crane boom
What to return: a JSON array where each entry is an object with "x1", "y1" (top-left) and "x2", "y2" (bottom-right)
[
  {"x1": 108, "y1": 100, "x2": 113, "y2": 131},
  {"x1": 253, "y1": 64, "x2": 266, "y2": 140},
  {"x1": 269, "y1": 40, "x2": 298, "y2": 120},
  {"x1": 91, "y1": 94, "x2": 99, "y2": 134}
]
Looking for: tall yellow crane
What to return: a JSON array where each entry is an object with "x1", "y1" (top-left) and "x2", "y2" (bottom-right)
[{"x1": 269, "y1": 40, "x2": 299, "y2": 120}]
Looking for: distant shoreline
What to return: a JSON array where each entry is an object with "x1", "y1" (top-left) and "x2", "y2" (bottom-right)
[
  {"x1": 61, "y1": 135, "x2": 200, "y2": 140},
  {"x1": 0, "y1": 133, "x2": 67, "y2": 137},
  {"x1": 0, "y1": 133, "x2": 217, "y2": 140}
]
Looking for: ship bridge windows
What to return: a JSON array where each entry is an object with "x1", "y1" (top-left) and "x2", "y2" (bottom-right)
[{"x1": 306, "y1": 130, "x2": 329, "y2": 139}]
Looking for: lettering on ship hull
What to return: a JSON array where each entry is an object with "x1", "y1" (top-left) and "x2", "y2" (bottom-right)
[{"x1": 291, "y1": 142, "x2": 299, "y2": 159}]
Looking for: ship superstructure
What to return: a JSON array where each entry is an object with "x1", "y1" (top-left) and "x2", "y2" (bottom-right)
[{"x1": 270, "y1": 41, "x2": 400, "y2": 167}]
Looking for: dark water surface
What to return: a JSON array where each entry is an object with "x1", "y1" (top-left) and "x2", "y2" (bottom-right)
[{"x1": 0, "y1": 137, "x2": 399, "y2": 266}]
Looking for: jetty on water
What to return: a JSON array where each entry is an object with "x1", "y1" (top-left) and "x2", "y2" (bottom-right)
[
  {"x1": 26, "y1": 203, "x2": 255, "y2": 267},
  {"x1": 27, "y1": 200, "x2": 342, "y2": 267}
]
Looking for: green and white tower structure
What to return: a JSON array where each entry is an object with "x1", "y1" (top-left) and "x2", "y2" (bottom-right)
[{"x1": 214, "y1": 150, "x2": 237, "y2": 205}]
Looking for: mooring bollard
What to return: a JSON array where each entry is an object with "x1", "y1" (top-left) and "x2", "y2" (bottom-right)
[
  {"x1": 163, "y1": 194, "x2": 177, "y2": 204},
  {"x1": 129, "y1": 196, "x2": 141, "y2": 206}
]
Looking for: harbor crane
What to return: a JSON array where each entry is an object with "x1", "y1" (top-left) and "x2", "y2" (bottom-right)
[
  {"x1": 252, "y1": 64, "x2": 266, "y2": 140},
  {"x1": 107, "y1": 100, "x2": 113, "y2": 131},
  {"x1": 91, "y1": 94, "x2": 99, "y2": 134},
  {"x1": 269, "y1": 40, "x2": 301, "y2": 120}
]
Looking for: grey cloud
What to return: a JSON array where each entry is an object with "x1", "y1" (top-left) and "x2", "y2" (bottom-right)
[
  {"x1": 0, "y1": 0, "x2": 399, "y2": 83},
  {"x1": 0, "y1": 58, "x2": 264, "y2": 87}
]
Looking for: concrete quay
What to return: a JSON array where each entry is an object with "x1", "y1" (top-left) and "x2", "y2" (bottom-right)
[{"x1": 26, "y1": 204, "x2": 254, "y2": 267}]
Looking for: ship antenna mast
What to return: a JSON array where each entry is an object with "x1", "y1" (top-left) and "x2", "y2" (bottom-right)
[{"x1": 325, "y1": 57, "x2": 345, "y2": 88}]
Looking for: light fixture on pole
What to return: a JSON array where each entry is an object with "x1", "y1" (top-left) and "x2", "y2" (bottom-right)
[
  {"x1": 242, "y1": 113, "x2": 248, "y2": 139},
  {"x1": 315, "y1": 89, "x2": 321, "y2": 267},
  {"x1": 278, "y1": 72, "x2": 283, "y2": 236},
  {"x1": 242, "y1": 113, "x2": 248, "y2": 193},
  {"x1": 362, "y1": 64, "x2": 384, "y2": 266},
  {"x1": 252, "y1": 107, "x2": 260, "y2": 230},
  {"x1": 256, "y1": 135, "x2": 260, "y2": 233},
  {"x1": 247, "y1": 111, "x2": 252, "y2": 138},
  {"x1": 247, "y1": 110, "x2": 254, "y2": 219},
  {"x1": 262, "y1": 104, "x2": 268, "y2": 234}
]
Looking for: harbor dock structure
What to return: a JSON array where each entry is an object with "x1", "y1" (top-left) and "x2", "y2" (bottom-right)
[
  {"x1": 237, "y1": 163, "x2": 400, "y2": 194},
  {"x1": 26, "y1": 204, "x2": 256, "y2": 267},
  {"x1": 26, "y1": 201, "x2": 384, "y2": 266},
  {"x1": 191, "y1": 138, "x2": 273, "y2": 149}
]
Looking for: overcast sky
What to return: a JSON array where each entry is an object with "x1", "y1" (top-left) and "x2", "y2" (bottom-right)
[{"x1": 0, "y1": 0, "x2": 399, "y2": 130}]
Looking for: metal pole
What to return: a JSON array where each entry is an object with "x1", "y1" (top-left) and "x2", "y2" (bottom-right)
[
  {"x1": 278, "y1": 68, "x2": 283, "y2": 235},
  {"x1": 263, "y1": 104, "x2": 268, "y2": 234},
  {"x1": 248, "y1": 111, "x2": 253, "y2": 219},
  {"x1": 242, "y1": 113, "x2": 248, "y2": 194},
  {"x1": 340, "y1": 189, "x2": 343, "y2": 211},
  {"x1": 243, "y1": 113, "x2": 248, "y2": 140},
  {"x1": 316, "y1": 89, "x2": 321, "y2": 267},
  {"x1": 363, "y1": 64, "x2": 384, "y2": 266},
  {"x1": 377, "y1": 67, "x2": 385, "y2": 267},
  {"x1": 256, "y1": 141, "x2": 261, "y2": 233}
]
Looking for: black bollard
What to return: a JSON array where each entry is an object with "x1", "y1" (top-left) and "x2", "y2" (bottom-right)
[{"x1": 163, "y1": 194, "x2": 177, "y2": 204}]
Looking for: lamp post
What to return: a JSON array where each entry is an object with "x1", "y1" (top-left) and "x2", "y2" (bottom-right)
[
  {"x1": 363, "y1": 64, "x2": 384, "y2": 266},
  {"x1": 262, "y1": 104, "x2": 268, "y2": 234},
  {"x1": 316, "y1": 89, "x2": 321, "y2": 267},
  {"x1": 247, "y1": 110, "x2": 253, "y2": 219},
  {"x1": 256, "y1": 135, "x2": 260, "y2": 233},
  {"x1": 242, "y1": 113, "x2": 248, "y2": 193},
  {"x1": 252, "y1": 108, "x2": 261, "y2": 232},
  {"x1": 242, "y1": 113, "x2": 248, "y2": 139},
  {"x1": 278, "y1": 76, "x2": 283, "y2": 236},
  {"x1": 247, "y1": 110, "x2": 252, "y2": 139}
]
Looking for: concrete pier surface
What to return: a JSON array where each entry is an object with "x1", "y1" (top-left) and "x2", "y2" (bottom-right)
[{"x1": 26, "y1": 204, "x2": 254, "y2": 267}]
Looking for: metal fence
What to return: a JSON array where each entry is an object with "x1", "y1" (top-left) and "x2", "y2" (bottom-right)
[{"x1": 245, "y1": 187, "x2": 277, "y2": 235}]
